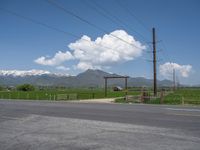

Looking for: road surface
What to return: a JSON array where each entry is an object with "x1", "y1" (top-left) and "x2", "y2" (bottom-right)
[{"x1": 0, "y1": 99, "x2": 200, "y2": 150}]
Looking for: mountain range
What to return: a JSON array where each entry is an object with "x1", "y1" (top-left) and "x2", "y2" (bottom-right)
[{"x1": 0, "y1": 69, "x2": 174, "y2": 87}]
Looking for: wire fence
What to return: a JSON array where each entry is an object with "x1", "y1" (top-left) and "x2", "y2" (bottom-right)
[
  {"x1": 123, "y1": 90, "x2": 200, "y2": 105},
  {"x1": 0, "y1": 91, "x2": 131, "y2": 100},
  {"x1": 0, "y1": 90, "x2": 200, "y2": 105}
]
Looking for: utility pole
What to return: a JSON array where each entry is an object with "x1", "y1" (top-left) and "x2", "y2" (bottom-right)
[
  {"x1": 125, "y1": 77, "x2": 128, "y2": 96},
  {"x1": 104, "y1": 77, "x2": 107, "y2": 97},
  {"x1": 152, "y1": 27, "x2": 157, "y2": 96},
  {"x1": 173, "y1": 69, "x2": 176, "y2": 91}
]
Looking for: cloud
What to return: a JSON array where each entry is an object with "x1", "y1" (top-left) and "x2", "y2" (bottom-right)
[
  {"x1": 34, "y1": 51, "x2": 74, "y2": 66},
  {"x1": 0, "y1": 69, "x2": 50, "y2": 77},
  {"x1": 159, "y1": 62, "x2": 192, "y2": 78},
  {"x1": 68, "y1": 30, "x2": 146, "y2": 70},
  {"x1": 56, "y1": 66, "x2": 70, "y2": 71},
  {"x1": 34, "y1": 30, "x2": 145, "y2": 71}
]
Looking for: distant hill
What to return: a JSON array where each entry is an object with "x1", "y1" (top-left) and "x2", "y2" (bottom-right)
[{"x1": 0, "y1": 69, "x2": 173, "y2": 87}]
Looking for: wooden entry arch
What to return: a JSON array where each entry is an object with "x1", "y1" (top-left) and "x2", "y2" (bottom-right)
[{"x1": 104, "y1": 76, "x2": 129, "y2": 97}]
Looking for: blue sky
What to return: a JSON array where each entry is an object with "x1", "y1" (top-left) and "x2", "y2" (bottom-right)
[{"x1": 0, "y1": 0, "x2": 200, "y2": 85}]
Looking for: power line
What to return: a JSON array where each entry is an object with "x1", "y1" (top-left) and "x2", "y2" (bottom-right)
[
  {"x1": 154, "y1": 31, "x2": 173, "y2": 64},
  {"x1": 46, "y1": 0, "x2": 144, "y2": 50},
  {"x1": 158, "y1": 41, "x2": 178, "y2": 87},
  {"x1": 0, "y1": 7, "x2": 129, "y2": 54},
  {"x1": 0, "y1": 7, "x2": 79, "y2": 38},
  {"x1": 160, "y1": 41, "x2": 173, "y2": 63},
  {"x1": 115, "y1": 0, "x2": 151, "y2": 32},
  {"x1": 85, "y1": 0, "x2": 150, "y2": 44},
  {"x1": 152, "y1": 32, "x2": 178, "y2": 87},
  {"x1": 81, "y1": 0, "x2": 122, "y2": 28}
]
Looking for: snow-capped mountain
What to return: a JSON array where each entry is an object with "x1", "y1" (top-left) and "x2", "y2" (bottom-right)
[
  {"x1": 0, "y1": 69, "x2": 173, "y2": 87},
  {"x1": 0, "y1": 70, "x2": 51, "y2": 77}
]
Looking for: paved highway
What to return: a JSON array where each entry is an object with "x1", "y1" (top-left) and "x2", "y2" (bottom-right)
[{"x1": 0, "y1": 99, "x2": 200, "y2": 150}]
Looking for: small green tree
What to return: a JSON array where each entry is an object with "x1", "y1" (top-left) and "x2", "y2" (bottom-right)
[
  {"x1": 17, "y1": 84, "x2": 35, "y2": 91},
  {"x1": 0, "y1": 85, "x2": 3, "y2": 91}
]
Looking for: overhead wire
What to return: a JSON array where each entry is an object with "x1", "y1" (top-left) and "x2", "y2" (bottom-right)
[
  {"x1": 1, "y1": 1, "x2": 168, "y2": 85},
  {"x1": 85, "y1": 0, "x2": 151, "y2": 44},
  {"x1": 114, "y1": 0, "x2": 151, "y2": 33},
  {"x1": 0, "y1": 7, "x2": 136, "y2": 55},
  {"x1": 0, "y1": 7, "x2": 79, "y2": 39},
  {"x1": 160, "y1": 41, "x2": 173, "y2": 63},
  {"x1": 46, "y1": 0, "x2": 145, "y2": 50},
  {"x1": 2, "y1": 1, "x2": 160, "y2": 76},
  {"x1": 111, "y1": 0, "x2": 153, "y2": 79},
  {"x1": 82, "y1": 0, "x2": 153, "y2": 80}
]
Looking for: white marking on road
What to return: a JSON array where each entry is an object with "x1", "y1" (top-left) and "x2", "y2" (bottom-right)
[
  {"x1": 166, "y1": 113, "x2": 200, "y2": 117},
  {"x1": 0, "y1": 115, "x2": 20, "y2": 120},
  {"x1": 166, "y1": 108, "x2": 200, "y2": 112}
]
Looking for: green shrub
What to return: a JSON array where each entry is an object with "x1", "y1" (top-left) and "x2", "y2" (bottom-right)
[
  {"x1": 115, "y1": 97, "x2": 126, "y2": 103},
  {"x1": 17, "y1": 84, "x2": 35, "y2": 91},
  {"x1": 0, "y1": 86, "x2": 3, "y2": 91}
]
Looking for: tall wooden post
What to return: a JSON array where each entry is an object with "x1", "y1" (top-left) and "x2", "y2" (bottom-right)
[
  {"x1": 125, "y1": 77, "x2": 128, "y2": 95},
  {"x1": 104, "y1": 77, "x2": 107, "y2": 97},
  {"x1": 152, "y1": 27, "x2": 157, "y2": 96}
]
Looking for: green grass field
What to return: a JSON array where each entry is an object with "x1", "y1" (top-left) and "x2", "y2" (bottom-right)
[
  {"x1": 1, "y1": 88, "x2": 200, "y2": 105},
  {"x1": 141, "y1": 88, "x2": 200, "y2": 105},
  {"x1": 0, "y1": 88, "x2": 140, "y2": 100},
  {"x1": 114, "y1": 88, "x2": 200, "y2": 105},
  {"x1": 162, "y1": 88, "x2": 200, "y2": 105}
]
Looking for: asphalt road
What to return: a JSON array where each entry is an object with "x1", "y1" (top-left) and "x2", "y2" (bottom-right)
[{"x1": 0, "y1": 99, "x2": 200, "y2": 150}]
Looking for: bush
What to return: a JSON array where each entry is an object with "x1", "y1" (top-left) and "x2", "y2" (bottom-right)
[
  {"x1": 17, "y1": 84, "x2": 35, "y2": 91},
  {"x1": 0, "y1": 86, "x2": 3, "y2": 91},
  {"x1": 115, "y1": 97, "x2": 126, "y2": 103}
]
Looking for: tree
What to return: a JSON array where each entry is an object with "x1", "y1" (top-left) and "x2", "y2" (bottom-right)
[{"x1": 17, "y1": 84, "x2": 35, "y2": 91}]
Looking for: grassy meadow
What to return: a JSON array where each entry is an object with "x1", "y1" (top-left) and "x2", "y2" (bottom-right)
[
  {"x1": 0, "y1": 87, "x2": 200, "y2": 105},
  {"x1": 0, "y1": 88, "x2": 140, "y2": 100},
  {"x1": 162, "y1": 88, "x2": 200, "y2": 105},
  {"x1": 140, "y1": 88, "x2": 200, "y2": 105}
]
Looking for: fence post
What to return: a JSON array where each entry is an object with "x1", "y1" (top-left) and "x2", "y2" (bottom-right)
[
  {"x1": 125, "y1": 95, "x2": 129, "y2": 102},
  {"x1": 140, "y1": 89, "x2": 144, "y2": 103},
  {"x1": 26, "y1": 93, "x2": 29, "y2": 99},
  {"x1": 17, "y1": 92, "x2": 19, "y2": 99},
  {"x1": 182, "y1": 97, "x2": 184, "y2": 105},
  {"x1": 92, "y1": 93, "x2": 95, "y2": 99},
  {"x1": 160, "y1": 90, "x2": 164, "y2": 104}
]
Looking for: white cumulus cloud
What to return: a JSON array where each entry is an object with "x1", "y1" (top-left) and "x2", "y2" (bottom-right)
[
  {"x1": 69, "y1": 30, "x2": 146, "y2": 70},
  {"x1": 34, "y1": 30, "x2": 145, "y2": 71},
  {"x1": 56, "y1": 66, "x2": 70, "y2": 71},
  {"x1": 159, "y1": 62, "x2": 192, "y2": 78},
  {"x1": 34, "y1": 51, "x2": 74, "y2": 66}
]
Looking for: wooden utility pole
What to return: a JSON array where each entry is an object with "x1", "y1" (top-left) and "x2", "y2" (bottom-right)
[
  {"x1": 152, "y1": 28, "x2": 157, "y2": 96},
  {"x1": 125, "y1": 77, "x2": 128, "y2": 96},
  {"x1": 105, "y1": 78, "x2": 107, "y2": 97}
]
